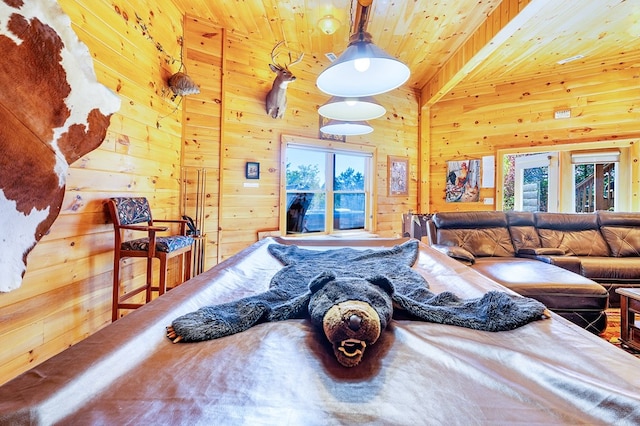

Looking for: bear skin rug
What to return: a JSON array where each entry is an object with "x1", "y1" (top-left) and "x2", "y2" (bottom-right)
[{"x1": 167, "y1": 240, "x2": 549, "y2": 367}]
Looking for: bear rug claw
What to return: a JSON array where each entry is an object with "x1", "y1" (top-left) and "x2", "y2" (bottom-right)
[{"x1": 167, "y1": 240, "x2": 549, "y2": 367}]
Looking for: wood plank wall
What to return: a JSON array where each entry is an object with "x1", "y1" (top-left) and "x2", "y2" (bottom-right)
[
  {"x1": 427, "y1": 64, "x2": 640, "y2": 213},
  {"x1": 0, "y1": 1, "x2": 418, "y2": 385},
  {"x1": 181, "y1": 16, "x2": 223, "y2": 269},
  {"x1": 181, "y1": 17, "x2": 419, "y2": 264},
  {"x1": 0, "y1": 0, "x2": 186, "y2": 385}
]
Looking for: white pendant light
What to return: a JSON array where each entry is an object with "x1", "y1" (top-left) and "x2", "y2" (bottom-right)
[
  {"x1": 318, "y1": 96, "x2": 386, "y2": 121},
  {"x1": 320, "y1": 120, "x2": 373, "y2": 136},
  {"x1": 316, "y1": 0, "x2": 410, "y2": 97},
  {"x1": 316, "y1": 31, "x2": 410, "y2": 97}
]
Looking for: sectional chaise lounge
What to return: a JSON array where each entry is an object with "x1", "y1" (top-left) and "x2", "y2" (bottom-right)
[{"x1": 417, "y1": 211, "x2": 640, "y2": 334}]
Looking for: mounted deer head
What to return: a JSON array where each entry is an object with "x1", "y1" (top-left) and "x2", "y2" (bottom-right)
[{"x1": 265, "y1": 41, "x2": 304, "y2": 119}]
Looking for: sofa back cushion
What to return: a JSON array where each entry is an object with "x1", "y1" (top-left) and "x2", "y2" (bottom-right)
[
  {"x1": 534, "y1": 213, "x2": 610, "y2": 256},
  {"x1": 432, "y1": 212, "x2": 515, "y2": 257},
  {"x1": 597, "y1": 211, "x2": 640, "y2": 257},
  {"x1": 506, "y1": 211, "x2": 541, "y2": 251}
]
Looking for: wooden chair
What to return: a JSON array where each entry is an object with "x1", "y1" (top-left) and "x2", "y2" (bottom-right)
[{"x1": 107, "y1": 197, "x2": 194, "y2": 321}]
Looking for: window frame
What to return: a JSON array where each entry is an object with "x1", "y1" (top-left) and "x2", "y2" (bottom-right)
[
  {"x1": 496, "y1": 139, "x2": 636, "y2": 213},
  {"x1": 280, "y1": 135, "x2": 377, "y2": 235}
]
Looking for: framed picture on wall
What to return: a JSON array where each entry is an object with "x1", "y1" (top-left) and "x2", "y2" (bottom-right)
[
  {"x1": 445, "y1": 159, "x2": 480, "y2": 202},
  {"x1": 318, "y1": 116, "x2": 346, "y2": 142},
  {"x1": 388, "y1": 156, "x2": 409, "y2": 196},
  {"x1": 246, "y1": 162, "x2": 260, "y2": 179}
]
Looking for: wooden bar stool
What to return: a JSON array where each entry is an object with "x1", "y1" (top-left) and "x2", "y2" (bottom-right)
[{"x1": 107, "y1": 197, "x2": 194, "y2": 321}]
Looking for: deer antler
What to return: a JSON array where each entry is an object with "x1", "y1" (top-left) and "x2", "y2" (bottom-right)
[{"x1": 270, "y1": 41, "x2": 304, "y2": 70}]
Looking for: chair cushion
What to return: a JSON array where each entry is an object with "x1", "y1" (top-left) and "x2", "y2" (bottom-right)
[{"x1": 122, "y1": 236, "x2": 193, "y2": 253}]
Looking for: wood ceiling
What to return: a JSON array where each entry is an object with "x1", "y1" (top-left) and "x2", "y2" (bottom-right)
[{"x1": 172, "y1": 0, "x2": 640, "y2": 104}]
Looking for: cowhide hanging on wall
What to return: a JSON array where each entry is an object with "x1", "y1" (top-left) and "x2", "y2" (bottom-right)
[{"x1": 0, "y1": 0, "x2": 121, "y2": 292}]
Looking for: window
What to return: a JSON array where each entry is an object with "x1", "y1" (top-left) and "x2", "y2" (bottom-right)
[
  {"x1": 498, "y1": 142, "x2": 631, "y2": 213},
  {"x1": 572, "y1": 150, "x2": 619, "y2": 212},
  {"x1": 282, "y1": 137, "x2": 374, "y2": 235},
  {"x1": 504, "y1": 152, "x2": 558, "y2": 212}
]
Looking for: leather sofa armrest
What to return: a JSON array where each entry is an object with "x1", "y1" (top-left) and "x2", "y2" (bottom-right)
[
  {"x1": 432, "y1": 244, "x2": 475, "y2": 265},
  {"x1": 517, "y1": 247, "x2": 565, "y2": 256}
]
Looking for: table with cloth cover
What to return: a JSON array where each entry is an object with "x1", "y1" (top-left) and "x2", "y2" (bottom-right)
[{"x1": 1, "y1": 237, "x2": 639, "y2": 425}]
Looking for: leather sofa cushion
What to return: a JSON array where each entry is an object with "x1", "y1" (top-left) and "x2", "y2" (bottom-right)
[
  {"x1": 436, "y1": 228, "x2": 515, "y2": 257},
  {"x1": 432, "y1": 212, "x2": 515, "y2": 257},
  {"x1": 597, "y1": 211, "x2": 640, "y2": 227},
  {"x1": 471, "y1": 257, "x2": 608, "y2": 311},
  {"x1": 579, "y1": 257, "x2": 640, "y2": 282},
  {"x1": 432, "y1": 211, "x2": 508, "y2": 228},
  {"x1": 600, "y1": 227, "x2": 640, "y2": 257},
  {"x1": 596, "y1": 211, "x2": 640, "y2": 257},
  {"x1": 506, "y1": 212, "x2": 542, "y2": 251},
  {"x1": 535, "y1": 212, "x2": 600, "y2": 230},
  {"x1": 535, "y1": 213, "x2": 610, "y2": 256},
  {"x1": 509, "y1": 226, "x2": 541, "y2": 251},
  {"x1": 537, "y1": 228, "x2": 610, "y2": 256}
]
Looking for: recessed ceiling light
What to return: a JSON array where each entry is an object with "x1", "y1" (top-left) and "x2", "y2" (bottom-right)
[{"x1": 557, "y1": 54, "x2": 585, "y2": 65}]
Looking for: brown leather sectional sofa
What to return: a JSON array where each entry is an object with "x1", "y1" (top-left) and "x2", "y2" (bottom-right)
[{"x1": 423, "y1": 211, "x2": 640, "y2": 334}]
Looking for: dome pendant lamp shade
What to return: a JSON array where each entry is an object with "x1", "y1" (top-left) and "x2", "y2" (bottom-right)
[
  {"x1": 316, "y1": 32, "x2": 410, "y2": 97},
  {"x1": 318, "y1": 96, "x2": 386, "y2": 121},
  {"x1": 320, "y1": 120, "x2": 373, "y2": 136}
]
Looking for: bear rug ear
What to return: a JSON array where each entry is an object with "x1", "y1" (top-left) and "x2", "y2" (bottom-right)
[
  {"x1": 309, "y1": 271, "x2": 337, "y2": 293},
  {"x1": 367, "y1": 275, "x2": 394, "y2": 296}
]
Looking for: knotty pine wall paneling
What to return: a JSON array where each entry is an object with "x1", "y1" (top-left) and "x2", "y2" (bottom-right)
[
  {"x1": 428, "y1": 64, "x2": 640, "y2": 213},
  {"x1": 181, "y1": 16, "x2": 223, "y2": 269},
  {"x1": 0, "y1": 1, "x2": 420, "y2": 386},
  {"x1": 0, "y1": 0, "x2": 185, "y2": 386},
  {"x1": 197, "y1": 29, "x2": 420, "y2": 262}
]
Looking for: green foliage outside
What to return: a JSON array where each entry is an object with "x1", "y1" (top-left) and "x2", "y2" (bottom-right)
[{"x1": 286, "y1": 162, "x2": 364, "y2": 211}]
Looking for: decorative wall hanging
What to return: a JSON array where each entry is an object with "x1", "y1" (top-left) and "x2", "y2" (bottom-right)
[
  {"x1": 388, "y1": 156, "x2": 409, "y2": 196},
  {"x1": 246, "y1": 162, "x2": 260, "y2": 179},
  {"x1": 265, "y1": 41, "x2": 304, "y2": 119},
  {"x1": 155, "y1": 29, "x2": 200, "y2": 127},
  {"x1": 0, "y1": 0, "x2": 120, "y2": 292},
  {"x1": 168, "y1": 71, "x2": 200, "y2": 98},
  {"x1": 446, "y1": 159, "x2": 481, "y2": 203}
]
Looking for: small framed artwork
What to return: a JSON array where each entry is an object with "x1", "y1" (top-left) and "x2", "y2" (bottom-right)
[
  {"x1": 445, "y1": 159, "x2": 480, "y2": 202},
  {"x1": 245, "y1": 161, "x2": 260, "y2": 179},
  {"x1": 388, "y1": 156, "x2": 409, "y2": 196}
]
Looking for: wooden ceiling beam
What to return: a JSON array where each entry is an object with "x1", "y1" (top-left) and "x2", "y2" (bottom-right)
[{"x1": 419, "y1": 0, "x2": 554, "y2": 108}]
